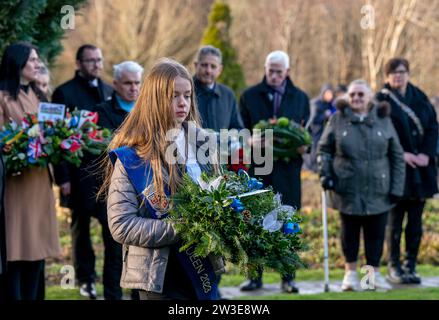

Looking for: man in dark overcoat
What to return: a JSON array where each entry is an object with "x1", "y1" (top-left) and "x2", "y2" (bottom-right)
[
  {"x1": 240, "y1": 50, "x2": 310, "y2": 293},
  {"x1": 52, "y1": 44, "x2": 113, "y2": 299}
]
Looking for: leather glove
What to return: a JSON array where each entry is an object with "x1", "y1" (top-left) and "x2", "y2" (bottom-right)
[{"x1": 320, "y1": 176, "x2": 335, "y2": 190}]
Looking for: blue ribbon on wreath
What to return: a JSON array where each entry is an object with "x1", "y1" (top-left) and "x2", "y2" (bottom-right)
[
  {"x1": 231, "y1": 198, "x2": 245, "y2": 213},
  {"x1": 283, "y1": 221, "x2": 300, "y2": 235}
]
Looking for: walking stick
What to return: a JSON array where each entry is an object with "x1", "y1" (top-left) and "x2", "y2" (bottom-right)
[{"x1": 321, "y1": 190, "x2": 330, "y2": 292}]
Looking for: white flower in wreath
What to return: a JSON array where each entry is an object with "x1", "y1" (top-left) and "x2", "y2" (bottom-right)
[
  {"x1": 28, "y1": 124, "x2": 40, "y2": 137},
  {"x1": 198, "y1": 176, "x2": 223, "y2": 192}
]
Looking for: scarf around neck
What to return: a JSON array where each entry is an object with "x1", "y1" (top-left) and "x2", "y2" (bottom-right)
[{"x1": 268, "y1": 80, "x2": 287, "y2": 117}]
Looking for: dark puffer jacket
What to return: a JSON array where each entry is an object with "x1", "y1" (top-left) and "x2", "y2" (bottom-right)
[{"x1": 317, "y1": 100, "x2": 405, "y2": 215}]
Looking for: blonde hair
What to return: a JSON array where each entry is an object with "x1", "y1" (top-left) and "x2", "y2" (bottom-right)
[{"x1": 99, "y1": 58, "x2": 213, "y2": 199}]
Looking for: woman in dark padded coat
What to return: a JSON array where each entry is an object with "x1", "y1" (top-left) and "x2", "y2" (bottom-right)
[
  {"x1": 376, "y1": 58, "x2": 438, "y2": 285},
  {"x1": 318, "y1": 79, "x2": 405, "y2": 291}
]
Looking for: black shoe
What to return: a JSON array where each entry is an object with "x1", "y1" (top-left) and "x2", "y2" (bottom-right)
[
  {"x1": 80, "y1": 282, "x2": 97, "y2": 300},
  {"x1": 386, "y1": 265, "x2": 409, "y2": 284},
  {"x1": 281, "y1": 280, "x2": 299, "y2": 293},
  {"x1": 403, "y1": 267, "x2": 422, "y2": 284},
  {"x1": 406, "y1": 271, "x2": 422, "y2": 284},
  {"x1": 240, "y1": 279, "x2": 262, "y2": 291}
]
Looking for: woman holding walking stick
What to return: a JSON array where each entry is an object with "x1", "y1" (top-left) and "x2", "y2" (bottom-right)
[{"x1": 317, "y1": 79, "x2": 405, "y2": 291}]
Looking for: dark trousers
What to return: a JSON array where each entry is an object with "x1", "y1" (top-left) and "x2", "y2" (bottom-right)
[
  {"x1": 340, "y1": 212, "x2": 388, "y2": 267},
  {"x1": 250, "y1": 266, "x2": 294, "y2": 283},
  {"x1": 3, "y1": 260, "x2": 44, "y2": 300},
  {"x1": 251, "y1": 160, "x2": 302, "y2": 282},
  {"x1": 0, "y1": 273, "x2": 7, "y2": 301},
  {"x1": 259, "y1": 160, "x2": 302, "y2": 210},
  {"x1": 387, "y1": 199, "x2": 425, "y2": 271},
  {"x1": 36, "y1": 260, "x2": 45, "y2": 300},
  {"x1": 71, "y1": 208, "x2": 123, "y2": 300}
]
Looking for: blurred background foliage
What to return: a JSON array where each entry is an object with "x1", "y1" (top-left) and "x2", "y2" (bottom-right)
[{"x1": 1, "y1": 0, "x2": 437, "y2": 98}]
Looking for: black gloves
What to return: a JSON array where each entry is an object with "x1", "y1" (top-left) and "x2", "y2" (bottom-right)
[
  {"x1": 320, "y1": 176, "x2": 335, "y2": 190},
  {"x1": 389, "y1": 193, "x2": 401, "y2": 204}
]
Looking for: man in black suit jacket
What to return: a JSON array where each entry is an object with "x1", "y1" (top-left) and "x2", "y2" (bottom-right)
[
  {"x1": 52, "y1": 44, "x2": 114, "y2": 300},
  {"x1": 240, "y1": 50, "x2": 310, "y2": 294}
]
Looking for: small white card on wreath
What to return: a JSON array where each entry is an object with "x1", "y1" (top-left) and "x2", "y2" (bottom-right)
[{"x1": 38, "y1": 102, "x2": 66, "y2": 122}]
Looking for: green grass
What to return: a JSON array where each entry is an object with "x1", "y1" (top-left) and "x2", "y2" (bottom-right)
[
  {"x1": 219, "y1": 264, "x2": 439, "y2": 287},
  {"x1": 46, "y1": 284, "x2": 102, "y2": 300},
  {"x1": 45, "y1": 284, "x2": 133, "y2": 300},
  {"x1": 45, "y1": 265, "x2": 439, "y2": 300},
  {"x1": 237, "y1": 287, "x2": 439, "y2": 300}
]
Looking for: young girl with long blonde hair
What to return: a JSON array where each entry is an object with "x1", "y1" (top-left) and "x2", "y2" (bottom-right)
[{"x1": 101, "y1": 58, "x2": 223, "y2": 300}]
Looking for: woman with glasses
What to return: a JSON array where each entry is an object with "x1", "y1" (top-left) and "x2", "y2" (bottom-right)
[
  {"x1": 376, "y1": 58, "x2": 438, "y2": 285},
  {"x1": 317, "y1": 79, "x2": 405, "y2": 291}
]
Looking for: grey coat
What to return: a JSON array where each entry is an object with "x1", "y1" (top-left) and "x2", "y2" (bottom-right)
[
  {"x1": 107, "y1": 127, "x2": 225, "y2": 294},
  {"x1": 317, "y1": 100, "x2": 405, "y2": 215},
  {"x1": 194, "y1": 77, "x2": 244, "y2": 131}
]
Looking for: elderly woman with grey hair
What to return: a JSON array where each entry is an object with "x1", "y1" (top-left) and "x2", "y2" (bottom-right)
[{"x1": 317, "y1": 79, "x2": 405, "y2": 291}]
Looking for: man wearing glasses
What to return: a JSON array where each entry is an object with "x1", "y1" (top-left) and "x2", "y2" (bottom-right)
[
  {"x1": 52, "y1": 45, "x2": 113, "y2": 300},
  {"x1": 53, "y1": 44, "x2": 112, "y2": 111}
]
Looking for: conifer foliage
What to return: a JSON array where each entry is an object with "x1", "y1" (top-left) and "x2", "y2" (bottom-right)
[
  {"x1": 0, "y1": 0, "x2": 87, "y2": 64},
  {"x1": 201, "y1": 1, "x2": 246, "y2": 98}
]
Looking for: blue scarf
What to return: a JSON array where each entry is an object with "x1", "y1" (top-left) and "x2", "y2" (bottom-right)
[
  {"x1": 115, "y1": 94, "x2": 135, "y2": 113},
  {"x1": 109, "y1": 146, "x2": 220, "y2": 300}
]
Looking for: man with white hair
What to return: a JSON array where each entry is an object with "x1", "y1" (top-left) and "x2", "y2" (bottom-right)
[
  {"x1": 240, "y1": 50, "x2": 310, "y2": 293},
  {"x1": 94, "y1": 61, "x2": 143, "y2": 129}
]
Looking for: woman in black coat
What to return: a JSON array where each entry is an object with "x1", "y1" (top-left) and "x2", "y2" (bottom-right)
[{"x1": 376, "y1": 58, "x2": 438, "y2": 285}]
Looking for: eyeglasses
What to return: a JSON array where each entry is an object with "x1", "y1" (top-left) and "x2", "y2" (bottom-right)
[
  {"x1": 349, "y1": 92, "x2": 365, "y2": 98},
  {"x1": 81, "y1": 58, "x2": 103, "y2": 65},
  {"x1": 389, "y1": 70, "x2": 407, "y2": 75}
]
